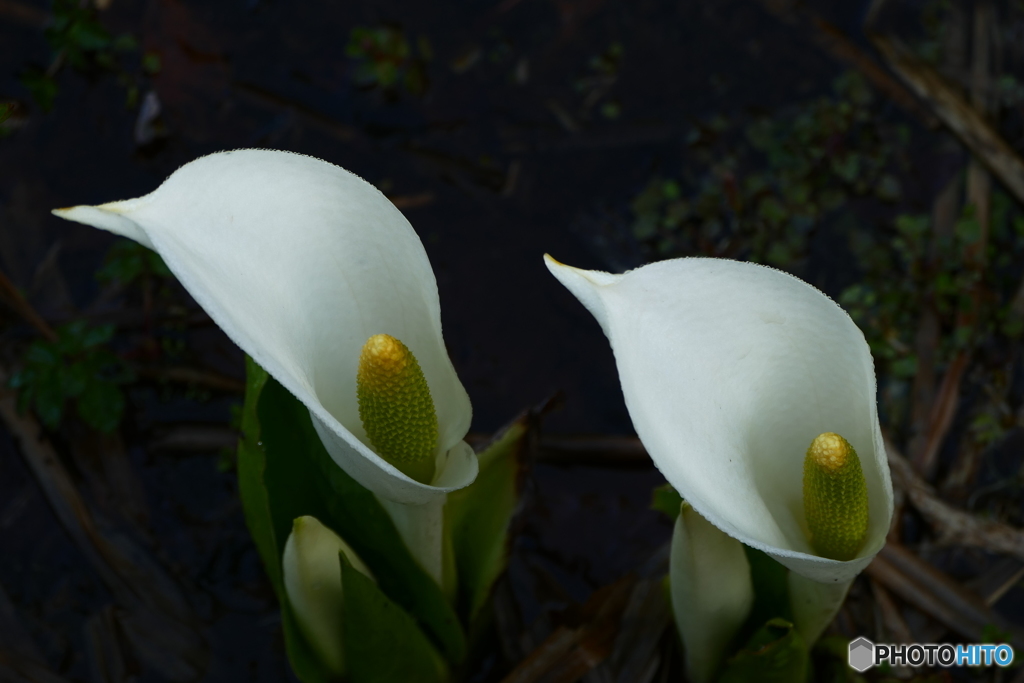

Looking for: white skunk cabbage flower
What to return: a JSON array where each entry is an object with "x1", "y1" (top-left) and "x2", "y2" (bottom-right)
[
  {"x1": 544, "y1": 256, "x2": 893, "y2": 636},
  {"x1": 54, "y1": 150, "x2": 476, "y2": 582},
  {"x1": 284, "y1": 515, "x2": 375, "y2": 678},
  {"x1": 671, "y1": 503, "x2": 754, "y2": 683}
]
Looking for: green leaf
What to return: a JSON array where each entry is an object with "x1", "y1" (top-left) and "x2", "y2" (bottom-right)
[
  {"x1": 650, "y1": 483, "x2": 684, "y2": 521},
  {"x1": 739, "y1": 547, "x2": 792, "y2": 644},
  {"x1": 21, "y1": 68, "x2": 57, "y2": 111},
  {"x1": 236, "y1": 359, "x2": 334, "y2": 683},
  {"x1": 717, "y1": 618, "x2": 809, "y2": 683},
  {"x1": 77, "y1": 380, "x2": 124, "y2": 433},
  {"x1": 446, "y1": 416, "x2": 527, "y2": 624},
  {"x1": 81, "y1": 323, "x2": 115, "y2": 348},
  {"x1": 237, "y1": 358, "x2": 466, "y2": 672},
  {"x1": 341, "y1": 553, "x2": 449, "y2": 683},
  {"x1": 34, "y1": 370, "x2": 65, "y2": 428}
]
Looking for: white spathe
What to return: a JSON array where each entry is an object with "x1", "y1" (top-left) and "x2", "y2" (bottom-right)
[
  {"x1": 544, "y1": 255, "x2": 893, "y2": 584},
  {"x1": 670, "y1": 504, "x2": 754, "y2": 683},
  {"x1": 54, "y1": 150, "x2": 476, "y2": 507}
]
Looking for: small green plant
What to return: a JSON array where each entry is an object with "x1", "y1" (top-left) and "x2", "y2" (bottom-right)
[
  {"x1": 20, "y1": 0, "x2": 152, "y2": 111},
  {"x1": 346, "y1": 25, "x2": 430, "y2": 96},
  {"x1": 628, "y1": 72, "x2": 908, "y2": 269},
  {"x1": 575, "y1": 42, "x2": 623, "y2": 119},
  {"x1": 10, "y1": 321, "x2": 134, "y2": 433},
  {"x1": 96, "y1": 238, "x2": 172, "y2": 286}
]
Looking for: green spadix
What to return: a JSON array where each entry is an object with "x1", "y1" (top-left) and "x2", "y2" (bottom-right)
[
  {"x1": 356, "y1": 334, "x2": 438, "y2": 484},
  {"x1": 802, "y1": 432, "x2": 869, "y2": 562}
]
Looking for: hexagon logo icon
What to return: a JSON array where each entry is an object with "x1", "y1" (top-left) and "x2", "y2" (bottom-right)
[{"x1": 848, "y1": 637, "x2": 875, "y2": 672}]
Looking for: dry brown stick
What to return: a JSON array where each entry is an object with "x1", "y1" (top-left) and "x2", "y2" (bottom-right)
[
  {"x1": 232, "y1": 81, "x2": 365, "y2": 146},
  {"x1": 866, "y1": 542, "x2": 1024, "y2": 649},
  {"x1": 387, "y1": 192, "x2": 435, "y2": 210},
  {"x1": 966, "y1": 557, "x2": 1024, "y2": 607},
  {"x1": 869, "y1": 580, "x2": 913, "y2": 644},
  {"x1": 809, "y1": 18, "x2": 939, "y2": 128},
  {"x1": 148, "y1": 425, "x2": 239, "y2": 453},
  {"x1": 887, "y1": 437, "x2": 1024, "y2": 562},
  {"x1": 132, "y1": 364, "x2": 245, "y2": 393},
  {"x1": 964, "y1": 1, "x2": 994, "y2": 264},
  {"x1": 0, "y1": 267, "x2": 57, "y2": 342},
  {"x1": 0, "y1": 583, "x2": 41, "y2": 665},
  {"x1": 465, "y1": 433, "x2": 652, "y2": 467},
  {"x1": 870, "y1": 33, "x2": 1024, "y2": 207},
  {"x1": 0, "y1": 0, "x2": 47, "y2": 27},
  {"x1": 943, "y1": 2, "x2": 997, "y2": 496},
  {"x1": 501, "y1": 576, "x2": 635, "y2": 683},
  {"x1": 0, "y1": 381, "x2": 208, "y2": 680},
  {"x1": 862, "y1": 0, "x2": 890, "y2": 31},
  {"x1": 0, "y1": 651, "x2": 73, "y2": 683},
  {"x1": 913, "y1": 350, "x2": 967, "y2": 478},
  {"x1": 905, "y1": 177, "x2": 960, "y2": 468},
  {"x1": 751, "y1": 1, "x2": 938, "y2": 127}
]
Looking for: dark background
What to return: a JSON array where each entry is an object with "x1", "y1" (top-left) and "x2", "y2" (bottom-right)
[{"x1": 2, "y1": 1, "x2": 1020, "y2": 681}]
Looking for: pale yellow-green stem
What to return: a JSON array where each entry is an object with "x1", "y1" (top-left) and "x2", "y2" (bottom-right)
[{"x1": 802, "y1": 432, "x2": 869, "y2": 561}]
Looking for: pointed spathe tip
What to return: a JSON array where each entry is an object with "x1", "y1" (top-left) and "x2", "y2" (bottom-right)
[{"x1": 51, "y1": 203, "x2": 155, "y2": 249}]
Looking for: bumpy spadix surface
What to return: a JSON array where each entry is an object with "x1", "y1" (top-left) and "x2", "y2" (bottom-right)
[
  {"x1": 357, "y1": 334, "x2": 438, "y2": 484},
  {"x1": 544, "y1": 255, "x2": 892, "y2": 584},
  {"x1": 803, "y1": 432, "x2": 869, "y2": 561},
  {"x1": 52, "y1": 149, "x2": 475, "y2": 505}
]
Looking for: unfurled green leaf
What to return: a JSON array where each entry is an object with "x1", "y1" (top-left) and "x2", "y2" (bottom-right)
[
  {"x1": 341, "y1": 554, "x2": 448, "y2": 683},
  {"x1": 446, "y1": 415, "x2": 527, "y2": 624},
  {"x1": 717, "y1": 618, "x2": 809, "y2": 683},
  {"x1": 237, "y1": 358, "x2": 466, "y2": 677},
  {"x1": 77, "y1": 379, "x2": 125, "y2": 433},
  {"x1": 11, "y1": 321, "x2": 129, "y2": 432},
  {"x1": 236, "y1": 358, "x2": 333, "y2": 683},
  {"x1": 651, "y1": 482, "x2": 683, "y2": 521},
  {"x1": 96, "y1": 239, "x2": 172, "y2": 285}
]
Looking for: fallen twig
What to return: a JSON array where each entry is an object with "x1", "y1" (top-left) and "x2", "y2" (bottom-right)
[
  {"x1": 0, "y1": 266, "x2": 57, "y2": 342},
  {"x1": 887, "y1": 438, "x2": 1024, "y2": 562},
  {"x1": 132, "y1": 364, "x2": 245, "y2": 393},
  {"x1": 913, "y1": 350, "x2": 968, "y2": 478},
  {"x1": 0, "y1": 380, "x2": 208, "y2": 680},
  {"x1": 0, "y1": 0, "x2": 47, "y2": 27},
  {"x1": 752, "y1": 1, "x2": 938, "y2": 127},
  {"x1": 965, "y1": 557, "x2": 1024, "y2": 607},
  {"x1": 465, "y1": 433, "x2": 652, "y2": 467},
  {"x1": 148, "y1": 425, "x2": 239, "y2": 453},
  {"x1": 501, "y1": 576, "x2": 635, "y2": 683},
  {"x1": 866, "y1": 542, "x2": 1024, "y2": 649},
  {"x1": 869, "y1": 580, "x2": 913, "y2": 644},
  {"x1": 870, "y1": 32, "x2": 1024, "y2": 206}
]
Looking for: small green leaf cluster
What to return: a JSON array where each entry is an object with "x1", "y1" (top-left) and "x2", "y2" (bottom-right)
[
  {"x1": 9, "y1": 321, "x2": 133, "y2": 433},
  {"x1": 629, "y1": 72, "x2": 908, "y2": 270},
  {"x1": 346, "y1": 25, "x2": 431, "y2": 97},
  {"x1": 839, "y1": 188, "x2": 1024, "y2": 441},
  {"x1": 96, "y1": 238, "x2": 172, "y2": 286},
  {"x1": 573, "y1": 42, "x2": 623, "y2": 120},
  {"x1": 19, "y1": 0, "x2": 160, "y2": 112}
]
